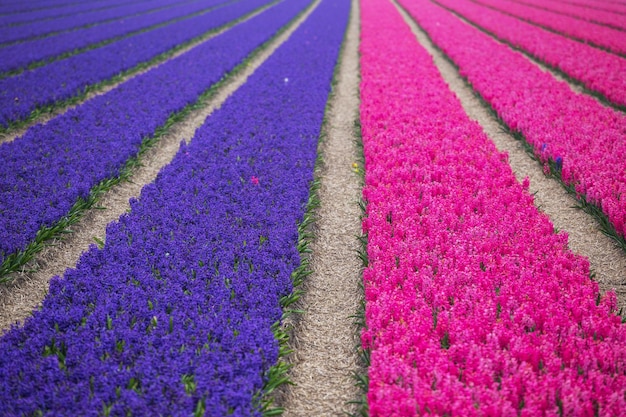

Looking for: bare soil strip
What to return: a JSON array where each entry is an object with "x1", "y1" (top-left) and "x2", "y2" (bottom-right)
[
  {"x1": 278, "y1": 0, "x2": 363, "y2": 415},
  {"x1": 0, "y1": 0, "x2": 322, "y2": 333},
  {"x1": 0, "y1": 0, "x2": 278, "y2": 145},
  {"x1": 393, "y1": 0, "x2": 626, "y2": 310}
]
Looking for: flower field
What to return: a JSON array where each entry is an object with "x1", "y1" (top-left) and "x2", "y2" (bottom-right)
[{"x1": 0, "y1": 0, "x2": 625, "y2": 415}]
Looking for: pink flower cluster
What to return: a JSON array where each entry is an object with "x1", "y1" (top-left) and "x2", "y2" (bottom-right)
[
  {"x1": 473, "y1": 0, "x2": 626, "y2": 55},
  {"x1": 400, "y1": 0, "x2": 626, "y2": 239},
  {"x1": 434, "y1": 0, "x2": 626, "y2": 108},
  {"x1": 360, "y1": 0, "x2": 626, "y2": 415},
  {"x1": 512, "y1": 0, "x2": 626, "y2": 31}
]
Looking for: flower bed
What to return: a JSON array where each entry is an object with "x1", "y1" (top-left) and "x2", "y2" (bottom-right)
[
  {"x1": 510, "y1": 0, "x2": 626, "y2": 30},
  {"x1": 0, "y1": 0, "x2": 349, "y2": 413},
  {"x1": 432, "y1": 0, "x2": 626, "y2": 109},
  {"x1": 0, "y1": 0, "x2": 309, "y2": 272},
  {"x1": 0, "y1": 0, "x2": 143, "y2": 26},
  {"x1": 0, "y1": 0, "x2": 273, "y2": 128},
  {"x1": 360, "y1": 0, "x2": 626, "y2": 414},
  {"x1": 473, "y1": 0, "x2": 626, "y2": 55},
  {"x1": 0, "y1": 0, "x2": 230, "y2": 74},
  {"x1": 400, "y1": 0, "x2": 626, "y2": 241},
  {"x1": 0, "y1": 0, "x2": 181, "y2": 44}
]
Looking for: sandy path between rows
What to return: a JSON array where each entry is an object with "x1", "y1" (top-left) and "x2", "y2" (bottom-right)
[{"x1": 278, "y1": 0, "x2": 363, "y2": 414}]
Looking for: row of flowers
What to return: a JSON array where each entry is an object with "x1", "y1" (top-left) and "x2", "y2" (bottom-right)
[
  {"x1": 0, "y1": 0, "x2": 136, "y2": 26},
  {"x1": 360, "y1": 0, "x2": 626, "y2": 414},
  {"x1": 0, "y1": 0, "x2": 273, "y2": 128},
  {"x1": 0, "y1": 0, "x2": 349, "y2": 413},
  {"x1": 0, "y1": 0, "x2": 178, "y2": 44},
  {"x1": 400, "y1": 0, "x2": 626, "y2": 240},
  {"x1": 433, "y1": 0, "x2": 626, "y2": 109},
  {"x1": 473, "y1": 0, "x2": 626, "y2": 55},
  {"x1": 0, "y1": 0, "x2": 229, "y2": 75},
  {"x1": 567, "y1": 0, "x2": 626, "y2": 14},
  {"x1": 0, "y1": 0, "x2": 309, "y2": 270},
  {"x1": 510, "y1": 0, "x2": 626, "y2": 31}
]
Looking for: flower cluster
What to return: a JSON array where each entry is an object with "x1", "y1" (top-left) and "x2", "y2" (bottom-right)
[
  {"x1": 502, "y1": 0, "x2": 626, "y2": 31},
  {"x1": 0, "y1": 0, "x2": 229, "y2": 74},
  {"x1": 0, "y1": 0, "x2": 274, "y2": 128},
  {"x1": 434, "y1": 0, "x2": 626, "y2": 108},
  {"x1": 474, "y1": 0, "x2": 626, "y2": 55},
  {"x1": 360, "y1": 0, "x2": 626, "y2": 415},
  {"x1": 0, "y1": 0, "x2": 309, "y2": 265},
  {"x1": 0, "y1": 0, "x2": 135, "y2": 25},
  {"x1": 401, "y1": 0, "x2": 626, "y2": 239},
  {"x1": 0, "y1": 0, "x2": 179, "y2": 44},
  {"x1": 0, "y1": 0, "x2": 349, "y2": 414}
]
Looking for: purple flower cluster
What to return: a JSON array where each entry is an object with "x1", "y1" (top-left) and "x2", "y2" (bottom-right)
[
  {"x1": 0, "y1": 0, "x2": 142, "y2": 26},
  {"x1": 0, "y1": 0, "x2": 349, "y2": 413},
  {"x1": 0, "y1": 0, "x2": 228, "y2": 74},
  {"x1": 0, "y1": 0, "x2": 183, "y2": 44},
  {"x1": 433, "y1": 0, "x2": 626, "y2": 109},
  {"x1": 0, "y1": 0, "x2": 272, "y2": 127},
  {"x1": 0, "y1": 0, "x2": 87, "y2": 15},
  {"x1": 0, "y1": 0, "x2": 308, "y2": 266},
  {"x1": 400, "y1": 0, "x2": 626, "y2": 239},
  {"x1": 474, "y1": 0, "x2": 626, "y2": 56}
]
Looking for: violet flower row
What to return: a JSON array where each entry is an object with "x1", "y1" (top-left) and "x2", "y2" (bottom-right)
[
  {"x1": 512, "y1": 0, "x2": 626, "y2": 30},
  {"x1": 0, "y1": 0, "x2": 143, "y2": 27},
  {"x1": 433, "y1": 0, "x2": 626, "y2": 108},
  {"x1": 0, "y1": 0, "x2": 95, "y2": 14},
  {"x1": 360, "y1": 0, "x2": 626, "y2": 414},
  {"x1": 0, "y1": 0, "x2": 228, "y2": 75},
  {"x1": 0, "y1": 0, "x2": 269, "y2": 128},
  {"x1": 0, "y1": 0, "x2": 349, "y2": 412},
  {"x1": 0, "y1": 0, "x2": 183, "y2": 45},
  {"x1": 0, "y1": 0, "x2": 304, "y2": 267},
  {"x1": 472, "y1": 0, "x2": 626, "y2": 56},
  {"x1": 401, "y1": 0, "x2": 626, "y2": 240}
]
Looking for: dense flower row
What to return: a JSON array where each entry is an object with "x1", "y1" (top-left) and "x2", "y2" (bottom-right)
[
  {"x1": 512, "y1": 0, "x2": 626, "y2": 30},
  {"x1": 0, "y1": 0, "x2": 271, "y2": 128},
  {"x1": 400, "y1": 0, "x2": 626, "y2": 239},
  {"x1": 566, "y1": 0, "x2": 626, "y2": 14},
  {"x1": 0, "y1": 0, "x2": 136, "y2": 26},
  {"x1": 360, "y1": 0, "x2": 626, "y2": 414},
  {"x1": 0, "y1": 0, "x2": 95, "y2": 14},
  {"x1": 0, "y1": 0, "x2": 183, "y2": 45},
  {"x1": 433, "y1": 0, "x2": 626, "y2": 108},
  {"x1": 0, "y1": 0, "x2": 349, "y2": 413},
  {"x1": 0, "y1": 0, "x2": 228, "y2": 74},
  {"x1": 0, "y1": 0, "x2": 309, "y2": 267},
  {"x1": 473, "y1": 0, "x2": 626, "y2": 56}
]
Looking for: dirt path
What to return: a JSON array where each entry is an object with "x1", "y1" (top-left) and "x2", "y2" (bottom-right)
[
  {"x1": 0, "y1": 0, "x2": 322, "y2": 333},
  {"x1": 279, "y1": 0, "x2": 363, "y2": 414},
  {"x1": 393, "y1": 0, "x2": 626, "y2": 310}
]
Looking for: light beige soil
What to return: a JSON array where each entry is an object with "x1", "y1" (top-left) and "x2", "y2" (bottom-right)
[
  {"x1": 0, "y1": 1, "x2": 278, "y2": 145},
  {"x1": 0, "y1": 0, "x2": 322, "y2": 333},
  {"x1": 278, "y1": 0, "x2": 363, "y2": 414},
  {"x1": 393, "y1": 0, "x2": 626, "y2": 311}
]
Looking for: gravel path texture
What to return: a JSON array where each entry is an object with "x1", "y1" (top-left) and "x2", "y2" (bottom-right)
[{"x1": 278, "y1": 0, "x2": 363, "y2": 414}]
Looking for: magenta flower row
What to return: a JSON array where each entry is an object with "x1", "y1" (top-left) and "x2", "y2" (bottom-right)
[
  {"x1": 433, "y1": 0, "x2": 626, "y2": 109},
  {"x1": 360, "y1": 0, "x2": 626, "y2": 415},
  {"x1": 400, "y1": 0, "x2": 626, "y2": 239},
  {"x1": 508, "y1": 0, "x2": 626, "y2": 31},
  {"x1": 473, "y1": 0, "x2": 626, "y2": 56}
]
